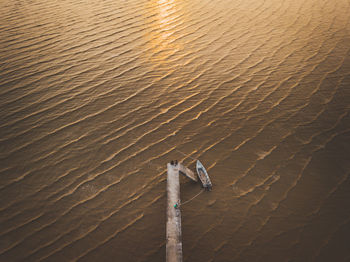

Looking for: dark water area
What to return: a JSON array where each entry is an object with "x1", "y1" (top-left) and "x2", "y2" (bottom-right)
[{"x1": 1, "y1": 0, "x2": 350, "y2": 261}]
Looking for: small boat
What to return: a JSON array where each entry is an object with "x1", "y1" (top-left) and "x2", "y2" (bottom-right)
[{"x1": 196, "y1": 160, "x2": 212, "y2": 191}]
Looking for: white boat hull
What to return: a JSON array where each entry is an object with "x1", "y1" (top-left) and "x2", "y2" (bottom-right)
[{"x1": 196, "y1": 160, "x2": 212, "y2": 190}]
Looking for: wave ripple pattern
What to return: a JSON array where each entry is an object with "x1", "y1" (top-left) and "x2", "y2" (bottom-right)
[{"x1": 0, "y1": 0, "x2": 350, "y2": 261}]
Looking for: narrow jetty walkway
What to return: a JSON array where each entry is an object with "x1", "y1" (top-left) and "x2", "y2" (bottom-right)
[
  {"x1": 166, "y1": 161, "x2": 206, "y2": 261},
  {"x1": 178, "y1": 163, "x2": 197, "y2": 182},
  {"x1": 166, "y1": 163, "x2": 183, "y2": 262}
]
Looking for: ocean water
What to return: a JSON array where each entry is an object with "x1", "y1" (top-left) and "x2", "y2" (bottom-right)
[{"x1": 0, "y1": 0, "x2": 350, "y2": 261}]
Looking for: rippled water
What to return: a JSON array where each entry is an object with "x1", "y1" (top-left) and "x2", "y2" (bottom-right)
[{"x1": 1, "y1": 0, "x2": 350, "y2": 261}]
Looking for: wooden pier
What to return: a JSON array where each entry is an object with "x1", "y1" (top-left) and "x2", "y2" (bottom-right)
[
  {"x1": 166, "y1": 163, "x2": 183, "y2": 262},
  {"x1": 178, "y1": 163, "x2": 197, "y2": 182},
  {"x1": 166, "y1": 161, "x2": 208, "y2": 261}
]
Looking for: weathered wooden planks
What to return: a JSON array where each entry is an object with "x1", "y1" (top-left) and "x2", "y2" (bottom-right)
[
  {"x1": 178, "y1": 163, "x2": 198, "y2": 182},
  {"x1": 166, "y1": 163, "x2": 183, "y2": 262}
]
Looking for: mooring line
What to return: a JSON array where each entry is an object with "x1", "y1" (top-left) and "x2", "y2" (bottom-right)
[{"x1": 180, "y1": 188, "x2": 204, "y2": 206}]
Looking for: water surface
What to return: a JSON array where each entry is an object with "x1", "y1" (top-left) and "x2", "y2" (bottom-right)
[{"x1": 1, "y1": 0, "x2": 350, "y2": 261}]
